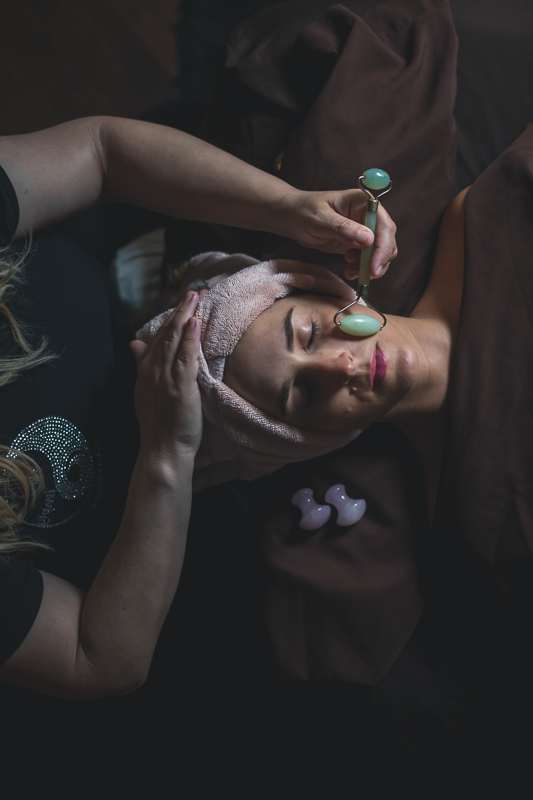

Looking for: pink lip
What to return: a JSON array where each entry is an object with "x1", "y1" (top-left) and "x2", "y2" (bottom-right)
[
  {"x1": 373, "y1": 346, "x2": 388, "y2": 388},
  {"x1": 370, "y1": 348, "x2": 377, "y2": 390}
]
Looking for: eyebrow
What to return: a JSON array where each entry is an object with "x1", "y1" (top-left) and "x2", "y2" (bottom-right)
[
  {"x1": 279, "y1": 306, "x2": 295, "y2": 418},
  {"x1": 284, "y1": 306, "x2": 295, "y2": 352}
]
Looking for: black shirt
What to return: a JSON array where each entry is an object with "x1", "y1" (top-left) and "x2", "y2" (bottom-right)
[{"x1": 0, "y1": 164, "x2": 139, "y2": 664}]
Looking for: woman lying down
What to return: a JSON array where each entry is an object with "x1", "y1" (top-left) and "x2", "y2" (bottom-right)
[{"x1": 137, "y1": 188, "x2": 467, "y2": 520}]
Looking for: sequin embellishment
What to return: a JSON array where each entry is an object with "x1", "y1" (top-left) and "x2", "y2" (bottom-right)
[{"x1": 8, "y1": 417, "x2": 94, "y2": 529}]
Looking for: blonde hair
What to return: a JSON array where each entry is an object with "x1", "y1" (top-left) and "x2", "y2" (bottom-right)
[{"x1": 0, "y1": 244, "x2": 55, "y2": 554}]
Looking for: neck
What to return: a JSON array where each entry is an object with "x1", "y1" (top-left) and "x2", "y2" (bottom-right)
[
  {"x1": 382, "y1": 314, "x2": 457, "y2": 523},
  {"x1": 383, "y1": 187, "x2": 468, "y2": 521},
  {"x1": 387, "y1": 315, "x2": 453, "y2": 425},
  {"x1": 392, "y1": 185, "x2": 467, "y2": 441}
]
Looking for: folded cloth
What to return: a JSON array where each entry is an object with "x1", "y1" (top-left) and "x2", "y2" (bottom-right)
[
  {"x1": 136, "y1": 254, "x2": 362, "y2": 488},
  {"x1": 189, "y1": 0, "x2": 457, "y2": 686},
  {"x1": 200, "y1": 0, "x2": 457, "y2": 316}
]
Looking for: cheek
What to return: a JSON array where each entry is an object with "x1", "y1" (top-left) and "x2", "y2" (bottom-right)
[
  {"x1": 314, "y1": 383, "x2": 404, "y2": 432},
  {"x1": 310, "y1": 394, "x2": 369, "y2": 433}
]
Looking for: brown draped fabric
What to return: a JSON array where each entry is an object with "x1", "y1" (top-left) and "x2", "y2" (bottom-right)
[
  {"x1": 203, "y1": 0, "x2": 457, "y2": 315},
  {"x1": 207, "y1": 0, "x2": 457, "y2": 684},
  {"x1": 190, "y1": 0, "x2": 533, "y2": 684},
  {"x1": 248, "y1": 423, "x2": 427, "y2": 682},
  {"x1": 437, "y1": 126, "x2": 533, "y2": 574}
]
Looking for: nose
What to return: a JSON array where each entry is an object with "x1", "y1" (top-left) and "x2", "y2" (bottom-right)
[{"x1": 310, "y1": 350, "x2": 356, "y2": 384}]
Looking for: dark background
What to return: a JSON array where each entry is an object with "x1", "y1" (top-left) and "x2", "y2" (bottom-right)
[
  {"x1": 0, "y1": 0, "x2": 284, "y2": 134},
  {"x1": 2, "y1": 2, "x2": 532, "y2": 797}
]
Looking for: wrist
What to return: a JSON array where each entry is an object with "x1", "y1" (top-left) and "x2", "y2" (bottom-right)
[
  {"x1": 257, "y1": 183, "x2": 303, "y2": 239},
  {"x1": 136, "y1": 447, "x2": 196, "y2": 487}
]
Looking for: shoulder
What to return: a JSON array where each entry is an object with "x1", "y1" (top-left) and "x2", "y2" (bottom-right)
[
  {"x1": 433, "y1": 186, "x2": 470, "y2": 285},
  {"x1": 411, "y1": 187, "x2": 470, "y2": 326},
  {"x1": 442, "y1": 186, "x2": 470, "y2": 228}
]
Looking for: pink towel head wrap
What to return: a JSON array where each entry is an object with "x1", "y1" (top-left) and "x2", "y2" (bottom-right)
[{"x1": 137, "y1": 254, "x2": 362, "y2": 489}]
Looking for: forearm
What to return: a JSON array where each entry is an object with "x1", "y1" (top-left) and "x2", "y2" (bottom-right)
[
  {"x1": 0, "y1": 299, "x2": 202, "y2": 700},
  {"x1": 76, "y1": 451, "x2": 194, "y2": 693},
  {"x1": 0, "y1": 115, "x2": 296, "y2": 240},
  {"x1": 0, "y1": 115, "x2": 398, "y2": 269},
  {"x1": 97, "y1": 116, "x2": 295, "y2": 236}
]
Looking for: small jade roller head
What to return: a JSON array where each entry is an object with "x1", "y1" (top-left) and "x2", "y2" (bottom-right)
[
  {"x1": 360, "y1": 168, "x2": 391, "y2": 194},
  {"x1": 337, "y1": 311, "x2": 382, "y2": 337},
  {"x1": 334, "y1": 168, "x2": 392, "y2": 337}
]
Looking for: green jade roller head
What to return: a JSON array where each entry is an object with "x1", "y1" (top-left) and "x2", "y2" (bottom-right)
[{"x1": 334, "y1": 168, "x2": 392, "y2": 337}]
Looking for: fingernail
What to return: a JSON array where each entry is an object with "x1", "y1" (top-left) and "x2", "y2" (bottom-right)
[
  {"x1": 356, "y1": 230, "x2": 372, "y2": 246},
  {"x1": 375, "y1": 265, "x2": 384, "y2": 276},
  {"x1": 187, "y1": 316, "x2": 197, "y2": 329},
  {"x1": 185, "y1": 291, "x2": 195, "y2": 302}
]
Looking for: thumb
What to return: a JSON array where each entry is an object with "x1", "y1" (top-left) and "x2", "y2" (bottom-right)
[
  {"x1": 327, "y1": 208, "x2": 374, "y2": 249},
  {"x1": 129, "y1": 339, "x2": 149, "y2": 365}
]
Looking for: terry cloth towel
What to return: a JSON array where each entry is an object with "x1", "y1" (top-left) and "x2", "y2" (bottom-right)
[{"x1": 137, "y1": 256, "x2": 362, "y2": 489}]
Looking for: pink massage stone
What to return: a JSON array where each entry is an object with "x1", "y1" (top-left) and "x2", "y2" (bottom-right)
[
  {"x1": 324, "y1": 484, "x2": 366, "y2": 526},
  {"x1": 292, "y1": 488, "x2": 331, "y2": 530}
]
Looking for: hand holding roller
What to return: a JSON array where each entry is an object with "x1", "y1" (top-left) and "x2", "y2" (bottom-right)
[{"x1": 334, "y1": 168, "x2": 392, "y2": 337}]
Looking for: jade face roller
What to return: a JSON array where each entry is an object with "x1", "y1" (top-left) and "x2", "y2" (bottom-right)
[{"x1": 334, "y1": 168, "x2": 392, "y2": 337}]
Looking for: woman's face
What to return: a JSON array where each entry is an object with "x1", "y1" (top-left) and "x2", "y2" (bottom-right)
[{"x1": 224, "y1": 294, "x2": 419, "y2": 433}]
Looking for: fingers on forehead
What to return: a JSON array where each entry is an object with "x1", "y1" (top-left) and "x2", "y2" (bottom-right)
[{"x1": 156, "y1": 294, "x2": 199, "y2": 334}]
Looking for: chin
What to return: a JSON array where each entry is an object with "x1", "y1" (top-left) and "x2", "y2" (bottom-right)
[
  {"x1": 398, "y1": 343, "x2": 419, "y2": 391},
  {"x1": 384, "y1": 342, "x2": 419, "y2": 417}
]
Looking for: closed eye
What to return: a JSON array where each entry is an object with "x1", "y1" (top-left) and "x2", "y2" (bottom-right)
[
  {"x1": 304, "y1": 319, "x2": 320, "y2": 408},
  {"x1": 308, "y1": 319, "x2": 320, "y2": 349}
]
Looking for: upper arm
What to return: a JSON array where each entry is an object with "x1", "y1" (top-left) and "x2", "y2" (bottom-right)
[
  {"x1": 0, "y1": 117, "x2": 106, "y2": 239},
  {"x1": 0, "y1": 571, "x2": 136, "y2": 699}
]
